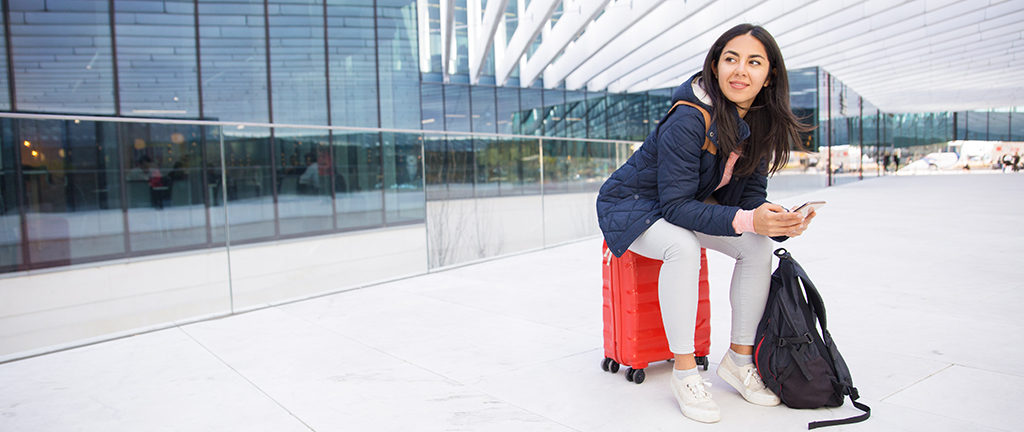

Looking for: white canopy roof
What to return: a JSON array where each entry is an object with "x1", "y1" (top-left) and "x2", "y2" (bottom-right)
[{"x1": 431, "y1": 0, "x2": 1024, "y2": 112}]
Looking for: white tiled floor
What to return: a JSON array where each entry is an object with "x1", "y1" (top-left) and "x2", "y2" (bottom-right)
[{"x1": 2, "y1": 172, "x2": 1023, "y2": 431}]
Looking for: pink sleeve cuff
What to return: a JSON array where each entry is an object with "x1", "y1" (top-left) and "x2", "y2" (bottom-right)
[{"x1": 732, "y1": 209, "x2": 755, "y2": 234}]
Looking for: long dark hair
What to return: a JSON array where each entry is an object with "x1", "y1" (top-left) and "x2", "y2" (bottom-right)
[{"x1": 700, "y1": 23, "x2": 811, "y2": 177}]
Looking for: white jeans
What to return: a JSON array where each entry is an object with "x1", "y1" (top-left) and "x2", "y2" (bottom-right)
[{"x1": 628, "y1": 218, "x2": 773, "y2": 355}]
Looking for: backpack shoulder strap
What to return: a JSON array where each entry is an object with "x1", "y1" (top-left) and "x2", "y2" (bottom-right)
[
  {"x1": 666, "y1": 100, "x2": 717, "y2": 155},
  {"x1": 809, "y1": 400, "x2": 871, "y2": 429}
]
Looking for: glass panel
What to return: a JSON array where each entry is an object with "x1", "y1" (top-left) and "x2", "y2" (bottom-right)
[
  {"x1": 19, "y1": 119, "x2": 124, "y2": 266},
  {"x1": 520, "y1": 88, "x2": 542, "y2": 136},
  {"x1": 443, "y1": 84, "x2": 471, "y2": 132},
  {"x1": 204, "y1": 125, "x2": 228, "y2": 243},
  {"x1": 1012, "y1": 110, "x2": 1023, "y2": 141},
  {"x1": 220, "y1": 126, "x2": 275, "y2": 242},
  {"x1": 956, "y1": 111, "x2": 968, "y2": 140},
  {"x1": 989, "y1": 111, "x2": 1010, "y2": 141},
  {"x1": 543, "y1": 89, "x2": 565, "y2": 137},
  {"x1": 586, "y1": 91, "x2": 607, "y2": 139},
  {"x1": 471, "y1": 86, "x2": 496, "y2": 134},
  {"x1": 520, "y1": 137, "x2": 541, "y2": 195},
  {"x1": 645, "y1": 89, "x2": 671, "y2": 129},
  {"x1": 424, "y1": 134, "x2": 473, "y2": 200},
  {"x1": 422, "y1": 0, "x2": 442, "y2": 79},
  {"x1": 123, "y1": 122, "x2": 208, "y2": 252},
  {"x1": 382, "y1": 131, "x2": 424, "y2": 224},
  {"x1": 605, "y1": 94, "x2": 626, "y2": 140},
  {"x1": 569, "y1": 140, "x2": 609, "y2": 193},
  {"x1": 275, "y1": 128, "x2": 333, "y2": 236},
  {"x1": 377, "y1": 0, "x2": 421, "y2": 130},
  {"x1": 496, "y1": 87, "x2": 520, "y2": 135},
  {"x1": 333, "y1": 131, "x2": 382, "y2": 229},
  {"x1": 966, "y1": 111, "x2": 987, "y2": 140},
  {"x1": 269, "y1": 0, "x2": 328, "y2": 125},
  {"x1": 450, "y1": 0, "x2": 469, "y2": 80},
  {"x1": 543, "y1": 139, "x2": 600, "y2": 194},
  {"x1": 10, "y1": 0, "x2": 115, "y2": 114},
  {"x1": 565, "y1": 90, "x2": 587, "y2": 139},
  {"x1": 116, "y1": 0, "x2": 199, "y2": 118},
  {"x1": 198, "y1": 0, "x2": 269, "y2": 122},
  {"x1": 0, "y1": 119, "x2": 21, "y2": 270},
  {"x1": 473, "y1": 137, "x2": 498, "y2": 198},
  {"x1": 421, "y1": 82, "x2": 444, "y2": 131},
  {"x1": 327, "y1": 0, "x2": 378, "y2": 128},
  {"x1": 0, "y1": 10, "x2": 10, "y2": 110}
]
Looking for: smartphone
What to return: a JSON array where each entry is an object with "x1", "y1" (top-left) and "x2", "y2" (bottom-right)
[{"x1": 790, "y1": 200, "x2": 826, "y2": 216}]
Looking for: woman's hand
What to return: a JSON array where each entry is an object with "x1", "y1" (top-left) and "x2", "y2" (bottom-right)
[
  {"x1": 791, "y1": 208, "x2": 816, "y2": 237},
  {"x1": 752, "y1": 203, "x2": 806, "y2": 237}
]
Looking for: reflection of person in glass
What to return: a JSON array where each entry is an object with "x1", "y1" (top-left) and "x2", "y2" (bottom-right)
[
  {"x1": 596, "y1": 24, "x2": 815, "y2": 424},
  {"x1": 141, "y1": 155, "x2": 168, "y2": 209},
  {"x1": 298, "y1": 152, "x2": 320, "y2": 194}
]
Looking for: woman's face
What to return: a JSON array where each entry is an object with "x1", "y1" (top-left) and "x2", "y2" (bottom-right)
[{"x1": 713, "y1": 33, "x2": 771, "y2": 117}]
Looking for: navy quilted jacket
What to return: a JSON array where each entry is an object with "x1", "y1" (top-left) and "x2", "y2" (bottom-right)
[{"x1": 597, "y1": 73, "x2": 773, "y2": 257}]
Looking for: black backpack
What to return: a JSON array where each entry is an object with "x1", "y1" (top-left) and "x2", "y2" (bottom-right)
[{"x1": 754, "y1": 248, "x2": 870, "y2": 429}]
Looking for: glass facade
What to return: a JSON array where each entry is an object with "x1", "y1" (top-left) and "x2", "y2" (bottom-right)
[{"x1": 0, "y1": 1, "x2": 1016, "y2": 274}]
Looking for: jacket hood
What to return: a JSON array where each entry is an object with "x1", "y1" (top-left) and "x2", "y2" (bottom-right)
[
  {"x1": 671, "y1": 72, "x2": 713, "y2": 110},
  {"x1": 670, "y1": 72, "x2": 750, "y2": 144}
]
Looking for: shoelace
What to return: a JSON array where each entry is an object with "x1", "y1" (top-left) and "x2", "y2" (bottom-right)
[
  {"x1": 686, "y1": 379, "x2": 714, "y2": 401},
  {"x1": 742, "y1": 366, "x2": 766, "y2": 390}
]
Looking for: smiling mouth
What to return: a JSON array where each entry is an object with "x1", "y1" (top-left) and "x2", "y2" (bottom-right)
[{"x1": 730, "y1": 81, "x2": 749, "y2": 89}]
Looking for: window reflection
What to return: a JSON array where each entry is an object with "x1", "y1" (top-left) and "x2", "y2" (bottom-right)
[
  {"x1": 116, "y1": 0, "x2": 199, "y2": 118},
  {"x1": 18, "y1": 119, "x2": 124, "y2": 266},
  {"x1": 269, "y1": 1, "x2": 328, "y2": 126},
  {"x1": 217, "y1": 127, "x2": 275, "y2": 243},
  {"x1": 10, "y1": 1, "x2": 116, "y2": 114},
  {"x1": 198, "y1": 0, "x2": 269, "y2": 123},
  {"x1": 0, "y1": 120, "x2": 19, "y2": 270},
  {"x1": 275, "y1": 129, "x2": 333, "y2": 235},
  {"x1": 122, "y1": 123, "x2": 208, "y2": 252},
  {"x1": 0, "y1": 11, "x2": 10, "y2": 111},
  {"x1": 334, "y1": 132, "x2": 382, "y2": 229},
  {"x1": 328, "y1": 0, "x2": 378, "y2": 128},
  {"x1": 377, "y1": 0, "x2": 420, "y2": 130},
  {"x1": 382, "y1": 132, "x2": 424, "y2": 224}
]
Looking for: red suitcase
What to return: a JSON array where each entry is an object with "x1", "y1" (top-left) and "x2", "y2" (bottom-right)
[{"x1": 601, "y1": 242, "x2": 711, "y2": 384}]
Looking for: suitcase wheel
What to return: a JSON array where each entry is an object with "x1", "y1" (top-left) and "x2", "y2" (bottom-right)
[
  {"x1": 601, "y1": 358, "x2": 620, "y2": 374},
  {"x1": 695, "y1": 355, "x2": 708, "y2": 371},
  {"x1": 625, "y1": 367, "x2": 646, "y2": 384}
]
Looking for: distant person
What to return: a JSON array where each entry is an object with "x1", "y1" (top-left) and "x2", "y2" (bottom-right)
[
  {"x1": 597, "y1": 23, "x2": 815, "y2": 424},
  {"x1": 141, "y1": 156, "x2": 167, "y2": 209},
  {"x1": 894, "y1": 153, "x2": 901, "y2": 171},
  {"x1": 298, "y1": 152, "x2": 321, "y2": 194},
  {"x1": 1013, "y1": 152, "x2": 1020, "y2": 172}
]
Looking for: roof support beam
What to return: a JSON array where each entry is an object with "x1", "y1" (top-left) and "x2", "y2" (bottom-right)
[
  {"x1": 441, "y1": 0, "x2": 456, "y2": 76},
  {"x1": 612, "y1": 0, "x2": 813, "y2": 93},
  {"x1": 494, "y1": 0, "x2": 560, "y2": 87},
  {"x1": 517, "y1": 0, "x2": 610, "y2": 88},
  {"x1": 417, "y1": 0, "x2": 431, "y2": 73},
  {"x1": 543, "y1": 0, "x2": 662, "y2": 90},
  {"x1": 468, "y1": 0, "x2": 508, "y2": 84},
  {"x1": 563, "y1": 0, "x2": 713, "y2": 91}
]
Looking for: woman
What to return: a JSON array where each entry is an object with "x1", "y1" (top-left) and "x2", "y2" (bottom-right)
[{"x1": 596, "y1": 24, "x2": 814, "y2": 423}]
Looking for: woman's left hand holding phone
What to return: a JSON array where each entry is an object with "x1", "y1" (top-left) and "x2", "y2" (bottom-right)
[{"x1": 752, "y1": 203, "x2": 811, "y2": 237}]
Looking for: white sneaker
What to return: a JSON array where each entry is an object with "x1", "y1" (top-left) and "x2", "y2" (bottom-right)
[
  {"x1": 669, "y1": 373, "x2": 721, "y2": 423},
  {"x1": 716, "y1": 353, "x2": 781, "y2": 406}
]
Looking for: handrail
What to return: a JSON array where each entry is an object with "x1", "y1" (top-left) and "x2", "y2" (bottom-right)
[{"x1": 0, "y1": 112, "x2": 641, "y2": 145}]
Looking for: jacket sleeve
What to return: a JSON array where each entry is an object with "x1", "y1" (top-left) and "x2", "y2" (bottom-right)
[
  {"x1": 738, "y1": 159, "x2": 770, "y2": 210},
  {"x1": 739, "y1": 159, "x2": 789, "y2": 242},
  {"x1": 656, "y1": 110, "x2": 740, "y2": 237}
]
